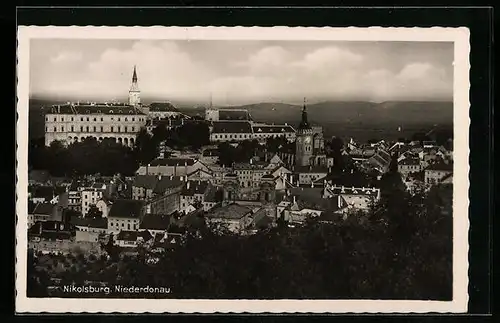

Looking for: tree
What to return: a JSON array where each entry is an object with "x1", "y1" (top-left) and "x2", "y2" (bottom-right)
[{"x1": 134, "y1": 128, "x2": 158, "y2": 166}]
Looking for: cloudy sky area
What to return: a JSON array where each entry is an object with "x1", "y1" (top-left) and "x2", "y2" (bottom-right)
[{"x1": 30, "y1": 39, "x2": 453, "y2": 105}]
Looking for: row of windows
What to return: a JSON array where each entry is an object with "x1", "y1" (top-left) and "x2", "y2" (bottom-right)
[
  {"x1": 212, "y1": 133, "x2": 293, "y2": 140},
  {"x1": 47, "y1": 116, "x2": 144, "y2": 122},
  {"x1": 109, "y1": 222, "x2": 138, "y2": 230},
  {"x1": 47, "y1": 125, "x2": 137, "y2": 133}
]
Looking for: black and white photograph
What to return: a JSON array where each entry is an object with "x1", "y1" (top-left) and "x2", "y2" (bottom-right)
[{"x1": 16, "y1": 26, "x2": 470, "y2": 313}]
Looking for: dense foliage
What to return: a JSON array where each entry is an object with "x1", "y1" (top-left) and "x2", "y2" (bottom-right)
[
  {"x1": 27, "y1": 182, "x2": 452, "y2": 300},
  {"x1": 28, "y1": 121, "x2": 211, "y2": 177}
]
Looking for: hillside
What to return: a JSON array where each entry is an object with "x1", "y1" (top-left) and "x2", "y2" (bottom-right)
[
  {"x1": 28, "y1": 98, "x2": 453, "y2": 142},
  {"x1": 230, "y1": 100, "x2": 453, "y2": 126}
]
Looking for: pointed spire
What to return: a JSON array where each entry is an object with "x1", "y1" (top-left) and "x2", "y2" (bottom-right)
[
  {"x1": 299, "y1": 96, "x2": 310, "y2": 129},
  {"x1": 132, "y1": 65, "x2": 138, "y2": 83}
]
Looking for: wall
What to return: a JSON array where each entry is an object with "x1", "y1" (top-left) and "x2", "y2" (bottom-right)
[
  {"x1": 107, "y1": 217, "x2": 140, "y2": 234},
  {"x1": 44, "y1": 112, "x2": 146, "y2": 147}
]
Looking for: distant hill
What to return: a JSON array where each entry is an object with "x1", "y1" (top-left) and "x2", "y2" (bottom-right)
[
  {"x1": 228, "y1": 100, "x2": 453, "y2": 127},
  {"x1": 27, "y1": 98, "x2": 453, "y2": 142}
]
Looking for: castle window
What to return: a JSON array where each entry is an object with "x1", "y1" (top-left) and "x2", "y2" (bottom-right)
[
  {"x1": 118, "y1": 126, "x2": 121, "y2": 132},
  {"x1": 86, "y1": 117, "x2": 89, "y2": 121},
  {"x1": 45, "y1": 126, "x2": 47, "y2": 132},
  {"x1": 118, "y1": 118, "x2": 121, "y2": 121},
  {"x1": 61, "y1": 117, "x2": 64, "y2": 122},
  {"x1": 132, "y1": 118, "x2": 135, "y2": 121},
  {"x1": 111, "y1": 126, "x2": 114, "y2": 132},
  {"x1": 81, "y1": 117, "x2": 84, "y2": 121},
  {"x1": 71, "y1": 126, "x2": 74, "y2": 132},
  {"x1": 80, "y1": 126, "x2": 84, "y2": 132},
  {"x1": 125, "y1": 126, "x2": 128, "y2": 132},
  {"x1": 86, "y1": 126, "x2": 89, "y2": 132},
  {"x1": 61, "y1": 126, "x2": 64, "y2": 132},
  {"x1": 94, "y1": 118, "x2": 97, "y2": 121},
  {"x1": 93, "y1": 126, "x2": 96, "y2": 132},
  {"x1": 45, "y1": 117, "x2": 48, "y2": 122},
  {"x1": 101, "y1": 126, "x2": 103, "y2": 132},
  {"x1": 125, "y1": 117, "x2": 128, "y2": 121},
  {"x1": 132, "y1": 127, "x2": 135, "y2": 132},
  {"x1": 53, "y1": 127, "x2": 57, "y2": 132},
  {"x1": 53, "y1": 117, "x2": 56, "y2": 121},
  {"x1": 101, "y1": 117, "x2": 103, "y2": 121},
  {"x1": 71, "y1": 117, "x2": 74, "y2": 121},
  {"x1": 109, "y1": 110, "x2": 114, "y2": 114}
]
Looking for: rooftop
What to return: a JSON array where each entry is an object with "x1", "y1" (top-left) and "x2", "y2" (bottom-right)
[
  {"x1": 74, "y1": 217, "x2": 108, "y2": 229},
  {"x1": 46, "y1": 103, "x2": 146, "y2": 115},
  {"x1": 218, "y1": 109, "x2": 250, "y2": 121},
  {"x1": 149, "y1": 158, "x2": 197, "y2": 167},
  {"x1": 206, "y1": 203, "x2": 252, "y2": 220},
  {"x1": 252, "y1": 125, "x2": 295, "y2": 133},
  {"x1": 108, "y1": 199, "x2": 145, "y2": 219},
  {"x1": 29, "y1": 202, "x2": 53, "y2": 216},
  {"x1": 426, "y1": 161, "x2": 453, "y2": 172},
  {"x1": 116, "y1": 230, "x2": 138, "y2": 241},
  {"x1": 212, "y1": 121, "x2": 253, "y2": 134},
  {"x1": 181, "y1": 180, "x2": 210, "y2": 196},
  {"x1": 295, "y1": 165, "x2": 329, "y2": 174},
  {"x1": 139, "y1": 214, "x2": 172, "y2": 231},
  {"x1": 149, "y1": 102, "x2": 179, "y2": 112}
]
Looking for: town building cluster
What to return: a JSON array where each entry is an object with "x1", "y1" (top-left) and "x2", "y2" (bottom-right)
[{"x1": 31, "y1": 66, "x2": 454, "y2": 258}]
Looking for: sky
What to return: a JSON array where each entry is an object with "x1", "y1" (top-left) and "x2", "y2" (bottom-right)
[{"x1": 29, "y1": 39, "x2": 454, "y2": 105}]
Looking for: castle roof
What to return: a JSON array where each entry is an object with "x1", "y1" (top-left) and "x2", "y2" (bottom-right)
[
  {"x1": 212, "y1": 121, "x2": 253, "y2": 134},
  {"x1": 252, "y1": 125, "x2": 296, "y2": 133},
  {"x1": 46, "y1": 104, "x2": 146, "y2": 115}
]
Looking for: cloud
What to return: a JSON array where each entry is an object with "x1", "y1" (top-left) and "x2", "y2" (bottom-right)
[
  {"x1": 50, "y1": 51, "x2": 83, "y2": 64},
  {"x1": 31, "y1": 40, "x2": 453, "y2": 104}
]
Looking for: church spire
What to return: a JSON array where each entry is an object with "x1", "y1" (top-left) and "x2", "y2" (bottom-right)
[
  {"x1": 299, "y1": 97, "x2": 310, "y2": 129},
  {"x1": 132, "y1": 65, "x2": 138, "y2": 83},
  {"x1": 129, "y1": 65, "x2": 140, "y2": 106}
]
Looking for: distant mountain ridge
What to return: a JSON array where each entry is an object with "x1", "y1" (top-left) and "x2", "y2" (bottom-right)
[{"x1": 223, "y1": 100, "x2": 453, "y2": 127}]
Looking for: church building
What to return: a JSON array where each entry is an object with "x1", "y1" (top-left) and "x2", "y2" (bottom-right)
[{"x1": 295, "y1": 100, "x2": 327, "y2": 168}]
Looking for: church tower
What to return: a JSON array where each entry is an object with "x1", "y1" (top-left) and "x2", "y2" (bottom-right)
[
  {"x1": 128, "y1": 65, "x2": 141, "y2": 107},
  {"x1": 295, "y1": 98, "x2": 314, "y2": 167}
]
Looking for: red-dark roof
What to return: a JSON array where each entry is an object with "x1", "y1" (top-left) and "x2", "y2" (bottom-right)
[
  {"x1": 149, "y1": 158, "x2": 196, "y2": 167},
  {"x1": 132, "y1": 175, "x2": 158, "y2": 190},
  {"x1": 139, "y1": 214, "x2": 172, "y2": 231},
  {"x1": 212, "y1": 121, "x2": 253, "y2": 134},
  {"x1": 149, "y1": 102, "x2": 179, "y2": 112},
  {"x1": 218, "y1": 109, "x2": 250, "y2": 121},
  {"x1": 46, "y1": 103, "x2": 146, "y2": 115},
  {"x1": 426, "y1": 161, "x2": 453, "y2": 171},
  {"x1": 108, "y1": 199, "x2": 145, "y2": 219},
  {"x1": 181, "y1": 180, "x2": 210, "y2": 196},
  {"x1": 252, "y1": 125, "x2": 295, "y2": 133},
  {"x1": 116, "y1": 230, "x2": 138, "y2": 241}
]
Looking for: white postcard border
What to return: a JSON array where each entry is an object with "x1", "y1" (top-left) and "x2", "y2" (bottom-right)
[{"x1": 16, "y1": 26, "x2": 470, "y2": 313}]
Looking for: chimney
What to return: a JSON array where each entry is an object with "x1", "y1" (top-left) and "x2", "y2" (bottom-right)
[{"x1": 338, "y1": 195, "x2": 342, "y2": 209}]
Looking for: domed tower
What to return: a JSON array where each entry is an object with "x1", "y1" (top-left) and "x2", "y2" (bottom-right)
[
  {"x1": 128, "y1": 65, "x2": 141, "y2": 107},
  {"x1": 295, "y1": 98, "x2": 313, "y2": 167}
]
